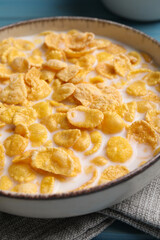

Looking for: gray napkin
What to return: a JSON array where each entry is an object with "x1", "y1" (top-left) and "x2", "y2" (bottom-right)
[{"x1": 1, "y1": 176, "x2": 160, "y2": 240}]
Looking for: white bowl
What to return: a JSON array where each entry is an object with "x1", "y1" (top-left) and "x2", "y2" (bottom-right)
[
  {"x1": 102, "y1": 0, "x2": 160, "y2": 21},
  {"x1": 0, "y1": 17, "x2": 160, "y2": 218}
]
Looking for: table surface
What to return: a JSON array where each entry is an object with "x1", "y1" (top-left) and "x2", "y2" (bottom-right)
[{"x1": 0, "y1": 0, "x2": 159, "y2": 239}]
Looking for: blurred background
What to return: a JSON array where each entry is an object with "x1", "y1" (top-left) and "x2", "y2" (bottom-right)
[{"x1": 0, "y1": 0, "x2": 159, "y2": 239}]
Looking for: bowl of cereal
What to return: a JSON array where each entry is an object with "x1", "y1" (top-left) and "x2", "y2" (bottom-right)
[{"x1": 0, "y1": 17, "x2": 159, "y2": 218}]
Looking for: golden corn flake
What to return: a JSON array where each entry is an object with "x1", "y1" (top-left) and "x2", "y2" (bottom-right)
[
  {"x1": 95, "y1": 62, "x2": 117, "y2": 79},
  {"x1": 41, "y1": 113, "x2": 71, "y2": 132},
  {"x1": 0, "y1": 176, "x2": 13, "y2": 191},
  {"x1": 99, "y1": 165, "x2": 129, "y2": 185},
  {"x1": 28, "y1": 54, "x2": 43, "y2": 67},
  {"x1": 105, "y1": 43, "x2": 126, "y2": 54},
  {"x1": 101, "y1": 111, "x2": 125, "y2": 134},
  {"x1": 33, "y1": 101, "x2": 52, "y2": 119},
  {"x1": 31, "y1": 147, "x2": 74, "y2": 177},
  {"x1": 53, "y1": 129, "x2": 81, "y2": 148},
  {"x1": 44, "y1": 32, "x2": 61, "y2": 49},
  {"x1": 126, "y1": 81, "x2": 147, "y2": 96},
  {"x1": 73, "y1": 131, "x2": 90, "y2": 152},
  {"x1": 43, "y1": 59, "x2": 67, "y2": 71},
  {"x1": 66, "y1": 31, "x2": 94, "y2": 51},
  {"x1": 142, "y1": 90, "x2": 160, "y2": 103},
  {"x1": 40, "y1": 69, "x2": 55, "y2": 83},
  {"x1": 13, "y1": 39, "x2": 35, "y2": 51},
  {"x1": 52, "y1": 82, "x2": 75, "y2": 102},
  {"x1": 0, "y1": 105, "x2": 20, "y2": 124},
  {"x1": 146, "y1": 110, "x2": 160, "y2": 133},
  {"x1": 0, "y1": 63, "x2": 12, "y2": 79},
  {"x1": 9, "y1": 163, "x2": 36, "y2": 182},
  {"x1": 0, "y1": 144, "x2": 5, "y2": 174},
  {"x1": 114, "y1": 54, "x2": 131, "y2": 77},
  {"x1": 61, "y1": 148, "x2": 81, "y2": 177},
  {"x1": 91, "y1": 156, "x2": 108, "y2": 166},
  {"x1": 76, "y1": 55, "x2": 96, "y2": 69},
  {"x1": 13, "y1": 107, "x2": 37, "y2": 125},
  {"x1": 89, "y1": 76, "x2": 104, "y2": 84},
  {"x1": 90, "y1": 85, "x2": 122, "y2": 112},
  {"x1": 40, "y1": 176, "x2": 54, "y2": 194},
  {"x1": 127, "y1": 120, "x2": 158, "y2": 149},
  {"x1": 127, "y1": 68, "x2": 151, "y2": 81},
  {"x1": 15, "y1": 124, "x2": 29, "y2": 138},
  {"x1": 10, "y1": 57, "x2": 29, "y2": 73},
  {"x1": 12, "y1": 183, "x2": 38, "y2": 194},
  {"x1": 57, "y1": 65, "x2": 80, "y2": 82},
  {"x1": 69, "y1": 69, "x2": 88, "y2": 84},
  {"x1": 5, "y1": 48, "x2": 26, "y2": 64},
  {"x1": 74, "y1": 166, "x2": 98, "y2": 191},
  {"x1": 12, "y1": 150, "x2": 33, "y2": 164},
  {"x1": 25, "y1": 67, "x2": 41, "y2": 83},
  {"x1": 73, "y1": 83, "x2": 101, "y2": 106},
  {"x1": 67, "y1": 106, "x2": 104, "y2": 129},
  {"x1": 89, "y1": 38, "x2": 110, "y2": 49},
  {"x1": 137, "y1": 100, "x2": 156, "y2": 113},
  {"x1": 46, "y1": 49, "x2": 65, "y2": 61},
  {"x1": 128, "y1": 51, "x2": 141, "y2": 66},
  {"x1": 145, "y1": 71, "x2": 160, "y2": 86},
  {"x1": 116, "y1": 101, "x2": 136, "y2": 122},
  {"x1": 4, "y1": 134, "x2": 28, "y2": 157},
  {"x1": 29, "y1": 123, "x2": 48, "y2": 147},
  {"x1": 0, "y1": 74, "x2": 27, "y2": 105},
  {"x1": 106, "y1": 136, "x2": 133, "y2": 163},
  {"x1": 96, "y1": 51, "x2": 113, "y2": 62},
  {"x1": 85, "y1": 131, "x2": 102, "y2": 156}
]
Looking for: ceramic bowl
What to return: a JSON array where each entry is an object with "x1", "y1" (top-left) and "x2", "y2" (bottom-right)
[
  {"x1": 0, "y1": 17, "x2": 160, "y2": 218},
  {"x1": 101, "y1": 0, "x2": 160, "y2": 21}
]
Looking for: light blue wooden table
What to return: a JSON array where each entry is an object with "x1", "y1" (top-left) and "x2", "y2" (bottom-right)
[{"x1": 0, "y1": 0, "x2": 159, "y2": 239}]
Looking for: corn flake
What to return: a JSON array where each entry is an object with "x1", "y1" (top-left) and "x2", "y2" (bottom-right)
[
  {"x1": 85, "y1": 131, "x2": 102, "y2": 156},
  {"x1": 128, "y1": 51, "x2": 141, "y2": 66},
  {"x1": 73, "y1": 83, "x2": 101, "y2": 106},
  {"x1": 40, "y1": 176, "x2": 54, "y2": 194},
  {"x1": 29, "y1": 123, "x2": 48, "y2": 147},
  {"x1": 15, "y1": 124, "x2": 29, "y2": 138},
  {"x1": 95, "y1": 62, "x2": 117, "y2": 79},
  {"x1": 12, "y1": 183, "x2": 38, "y2": 194},
  {"x1": 9, "y1": 163, "x2": 36, "y2": 182},
  {"x1": 52, "y1": 82, "x2": 75, "y2": 102},
  {"x1": 73, "y1": 131, "x2": 90, "y2": 152},
  {"x1": 43, "y1": 59, "x2": 67, "y2": 71},
  {"x1": 0, "y1": 176, "x2": 13, "y2": 190},
  {"x1": 57, "y1": 65, "x2": 80, "y2": 82},
  {"x1": 137, "y1": 100, "x2": 156, "y2": 113},
  {"x1": 146, "y1": 110, "x2": 160, "y2": 133},
  {"x1": 126, "y1": 80, "x2": 147, "y2": 96},
  {"x1": 12, "y1": 150, "x2": 33, "y2": 164},
  {"x1": 4, "y1": 134, "x2": 28, "y2": 157},
  {"x1": 116, "y1": 101, "x2": 136, "y2": 122},
  {"x1": 41, "y1": 113, "x2": 71, "y2": 132},
  {"x1": 105, "y1": 43, "x2": 126, "y2": 55},
  {"x1": 40, "y1": 70, "x2": 55, "y2": 83},
  {"x1": 13, "y1": 107, "x2": 37, "y2": 125},
  {"x1": 0, "y1": 63, "x2": 12, "y2": 79},
  {"x1": 33, "y1": 101, "x2": 52, "y2": 119},
  {"x1": 13, "y1": 39, "x2": 35, "y2": 51},
  {"x1": 99, "y1": 165, "x2": 129, "y2": 184},
  {"x1": 10, "y1": 57, "x2": 29, "y2": 73},
  {"x1": 0, "y1": 105, "x2": 20, "y2": 124},
  {"x1": 0, "y1": 144, "x2": 5, "y2": 174},
  {"x1": 0, "y1": 74, "x2": 27, "y2": 105},
  {"x1": 145, "y1": 71, "x2": 160, "y2": 86},
  {"x1": 53, "y1": 129, "x2": 81, "y2": 148},
  {"x1": 127, "y1": 120, "x2": 158, "y2": 149},
  {"x1": 114, "y1": 54, "x2": 131, "y2": 77},
  {"x1": 67, "y1": 106, "x2": 104, "y2": 129},
  {"x1": 31, "y1": 147, "x2": 74, "y2": 177},
  {"x1": 106, "y1": 136, "x2": 133, "y2": 163},
  {"x1": 96, "y1": 51, "x2": 113, "y2": 62},
  {"x1": 91, "y1": 156, "x2": 108, "y2": 166}
]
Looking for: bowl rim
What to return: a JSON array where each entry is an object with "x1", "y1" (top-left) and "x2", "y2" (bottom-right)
[{"x1": 0, "y1": 16, "x2": 159, "y2": 200}]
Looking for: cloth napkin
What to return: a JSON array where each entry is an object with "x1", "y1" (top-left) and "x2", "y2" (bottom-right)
[{"x1": 1, "y1": 176, "x2": 160, "y2": 240}]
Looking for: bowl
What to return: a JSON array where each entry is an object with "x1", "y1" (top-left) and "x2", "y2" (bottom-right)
[
  {"x1": 0, "y1": 17, "x2": 160, "y2": 218},
  {"x1": 101, "y1": 0, "x2": 160, "y2": 21}
]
